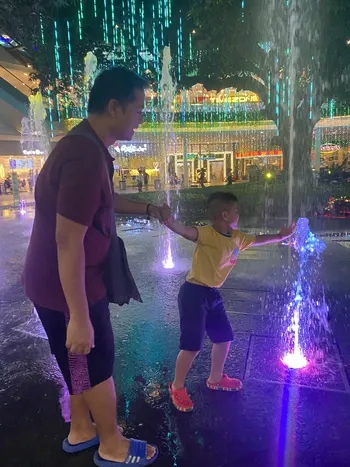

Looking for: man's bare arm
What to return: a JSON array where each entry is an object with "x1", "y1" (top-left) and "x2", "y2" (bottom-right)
[
  {"x1": 114, "y1": 192, "x2": 159, "y2": 217},
  {"x1": 56, "y1": 214, "x2": 89, "y2": 320}
]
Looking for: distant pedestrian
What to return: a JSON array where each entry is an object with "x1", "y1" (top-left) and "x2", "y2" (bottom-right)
[
  {"x1": 143, "y1": 171, "x2": 149, "y2": 190},
  {"x1": 198, "y1": 168, "x2": 206, "y2": 188},
  {"x1": 160, "y1": 191, "x2": 295, "y2": 412},
  {"x1": 226, "y1": 169, "x2": 233, "y2": 185},
  {"x1": 137, "y1": 170, "x2": 143, "y2": 192}
]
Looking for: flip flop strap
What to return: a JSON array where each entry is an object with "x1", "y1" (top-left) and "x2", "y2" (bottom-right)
[{"x1": 125, "y1": 439, "x2": 147, "y2": 464}]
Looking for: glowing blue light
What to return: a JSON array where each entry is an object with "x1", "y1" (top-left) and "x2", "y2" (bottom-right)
[{"x1": 282, "y1": 218, "x2": 327, "y2": 369}]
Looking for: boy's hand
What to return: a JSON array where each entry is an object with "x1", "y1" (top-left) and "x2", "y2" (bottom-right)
[
  {"x1": 160, "y1": 203, "x2": 172, "y2": 223},
  {"x1": 279, "y1": 222, "x2": 296, "y2": 240}
]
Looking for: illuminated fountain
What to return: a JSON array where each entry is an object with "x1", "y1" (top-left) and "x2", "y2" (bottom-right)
[
  {"x1": 18, "y1": 91, "x2": 50, "y2": 210},
  {"x1": 282, "y1": 218, "x2": 327, "y2": 369},
  {"x1": 160, "y1": 46, "x2": 176, "y2": 269}
]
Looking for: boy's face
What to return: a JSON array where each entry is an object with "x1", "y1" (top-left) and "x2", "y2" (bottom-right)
[{"x1": 224, "y1": 202, "x2": 239, "y2": 228}]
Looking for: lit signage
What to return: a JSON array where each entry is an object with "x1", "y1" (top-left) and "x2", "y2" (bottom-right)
[
  {"x1": 214, "y1": 95, "x2": 260, "y2": 104},
  {"x1": 320, "y1": 144, "x2": 340, "y2": 154},
  {"x1": 9, "y1": 159, "x2": 34, "y2": 169},
  {"x1": 186, "y1": 153, "x2": 217, "y2": 161},
  {"x1": 114, "y1": 143, "x2": 148, "y2": 154},
  {"x1": 236, "y1": 150, "x2": 283, "y2": 159},
  {"x1": 22, "y1": 150, "x2": 45, "y2": 155}
]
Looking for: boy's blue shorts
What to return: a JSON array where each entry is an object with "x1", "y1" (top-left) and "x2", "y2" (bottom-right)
[{"x1": 178, "y1": 281, "x2": 234, "y2": 351}]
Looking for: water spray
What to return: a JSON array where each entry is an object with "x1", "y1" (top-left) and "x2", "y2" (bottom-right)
[{"x1": 281, "y1": 218, "x2": 326, "y2": 369}]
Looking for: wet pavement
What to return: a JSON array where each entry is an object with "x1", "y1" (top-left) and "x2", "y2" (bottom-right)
[{"x1": 1, "y1": 211, "x2": 350, "y2": 467}]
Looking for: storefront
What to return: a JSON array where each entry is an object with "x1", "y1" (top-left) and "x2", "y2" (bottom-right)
[
  {"x1": 235, "y1": 150, "x2": 283, "y2": 179},
  {"x1": 111, "y1": 141, "x2": 162, "y2": 188},
  {"x1": 173, "y1": 151, "x2": 234, "y2": 185},
  {"x1": 0, "y1": 154, "x2": 45, "y2": 193}
]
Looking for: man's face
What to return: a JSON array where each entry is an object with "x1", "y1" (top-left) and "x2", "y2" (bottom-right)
[{"x1": 109, "y1": 88, "x2": 145, "y2": 141}]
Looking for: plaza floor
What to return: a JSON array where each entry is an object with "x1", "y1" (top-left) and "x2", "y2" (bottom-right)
[{"x1": 0, "y1": 211, "x2": 350, "y2": 467}]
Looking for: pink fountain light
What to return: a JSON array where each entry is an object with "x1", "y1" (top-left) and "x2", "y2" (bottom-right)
[
  {"x1": 281, "y1": 305, "x2": 308, "y2": 369},
  {"x1": 162, "y1": 240, "x2": 174, "y2": 269},
  {"x1": 19, "y1": 199, "x2": 26, "y2": 215}
]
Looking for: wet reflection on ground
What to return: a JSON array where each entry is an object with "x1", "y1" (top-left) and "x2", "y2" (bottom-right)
[{"x1": 1, "y1": 214, "x2": 350, "y2": 466}]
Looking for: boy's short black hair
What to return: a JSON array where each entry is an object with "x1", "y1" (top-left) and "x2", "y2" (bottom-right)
[
  {"x1": 88, "y1": 67, "x2": 148, "y2": 113},
  {"x1": 207, "y1": 191, "x2": 238, "y2": 220}
]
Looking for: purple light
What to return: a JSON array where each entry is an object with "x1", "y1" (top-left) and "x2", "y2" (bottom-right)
[
  {"x1": 19, "y1": 199, "x2": 26, "y2": 215},
  {"x1": 282, "y1": 351, "x2": 308, "y2": 369},
  {"x1": 281, "y1": 218, "x2": 325, "y2": 370},
  {"x1": 162, "y1": 241, "x2": 174, "y2": 269}
]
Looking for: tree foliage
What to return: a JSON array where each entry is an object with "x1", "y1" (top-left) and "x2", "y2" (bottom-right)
[{"x1": 188, "y1": 0, "x2": 350, "y2": 182}]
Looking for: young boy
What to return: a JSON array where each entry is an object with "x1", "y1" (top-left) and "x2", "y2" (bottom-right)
[{"x1": 161, "y1": 191, "x2": 295, "y2": 412}]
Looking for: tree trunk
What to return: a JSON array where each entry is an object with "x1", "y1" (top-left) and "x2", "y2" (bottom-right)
[{"x1": 279, "y1": 116, "x2": 315, "y2": 218}]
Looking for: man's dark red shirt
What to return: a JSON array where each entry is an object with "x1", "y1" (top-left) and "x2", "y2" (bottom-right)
[{"x1": 23, "y1": 120, "x2": 114, "y2": 313}]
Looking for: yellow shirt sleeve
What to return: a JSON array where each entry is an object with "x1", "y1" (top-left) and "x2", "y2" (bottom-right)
[
  {"x1": 196, "y1": 225, "x2": 213, "y2": 245},
  {"x1": 236, "y1": 231, "x2": 256, "y2": 251}
]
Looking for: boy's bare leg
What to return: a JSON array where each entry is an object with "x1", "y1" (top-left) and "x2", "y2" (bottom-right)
[
  {"x1": 208, "y1": 341, "x2": 231, "y2": 383},
  {"x1": 172, "y1": 350, "x2": 199, "y2": 390},
  {"x1": 68, "y1": 393, "x2": 97, "y2": 444},
  {"x1": 83, "y1": 377, "x2": 155, "y2": 462}
]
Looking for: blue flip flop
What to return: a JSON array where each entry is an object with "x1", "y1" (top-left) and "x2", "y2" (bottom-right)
[
  {"x1": 62, "y1": 435, "x2": 100, "y2": 453},
  {"x1": 93, "y1": 439, "x2": 159, "y2": 466}
]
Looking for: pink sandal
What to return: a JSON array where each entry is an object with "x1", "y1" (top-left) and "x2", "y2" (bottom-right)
[
  {"x1": 206, "y1": 374, "x2": 243, "y2": 392},
  {"x1": 169, "y1": 383, "x2": 194, "y2": 412}
]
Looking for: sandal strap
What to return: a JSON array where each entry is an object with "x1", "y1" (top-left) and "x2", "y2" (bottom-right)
[{"x1": 126, "y1": 439, "x2": 147, "y2": 463}]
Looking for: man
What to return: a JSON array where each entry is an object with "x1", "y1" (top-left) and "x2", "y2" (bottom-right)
[{"x1": 23, "y1": 68, "x2": 159, "y2": 466}]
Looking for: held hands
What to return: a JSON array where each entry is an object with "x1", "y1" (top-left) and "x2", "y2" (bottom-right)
[
  {"x1": 66, "y1": 316, "x2": 95, "y2": 355},
  {"x1": 159, "y1": 203, "x2": 173, "y2": 225},
  {"x1": 279, "y1": 221, "x2": 296, "y2": 241},
  {"x1": 148, "y1": 203, "x2": 172, "y2": 223}
]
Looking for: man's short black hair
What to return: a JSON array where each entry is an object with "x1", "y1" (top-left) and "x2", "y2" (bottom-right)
[
  {"x1": 207, "y1": 191, "x2": 238, "y2": 220},
  {"x1": 88, "y1": 67, "x2": 148, "y2": 113}
]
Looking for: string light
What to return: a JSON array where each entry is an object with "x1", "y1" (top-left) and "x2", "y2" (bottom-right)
[
  {"x1": 189, "y1": 33, "x2": 193, "y2": 60},
  {"x1": 47, "y1": 88, "x2": 54, "y2": 137},
  {"x1": 103, "y1": 0, "x2": 109, "y2": 42},
  {"x1": 53, "y1": 21, "x2": 62, "y2": 80},
  {"x1": 66, "y1": 21, "x2": 74, "y2": 86},
  {"x1": 40, "y1": 14, "x2": 45, "y2": 44},
  {"x1": 309, "y1": 80, "x2": 313, "y2": 120},
  {"x1": 77, "y1": 8, "x2": 82, "y2": 40}
]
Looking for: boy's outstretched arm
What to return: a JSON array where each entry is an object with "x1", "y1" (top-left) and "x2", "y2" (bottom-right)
[
  {"x1": 160, "y1": 204, "x2": 198, "y2": 241},
  {"x1": 252, "y1": 222, "x2": 296, "y2": 246}
]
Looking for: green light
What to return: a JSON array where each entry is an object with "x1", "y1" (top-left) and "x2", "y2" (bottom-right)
[
  {"x1": 56, "y1": 93, "x2": 61, "y2": 122},
  {"x1": 177, "y1": 16, "x2": 183, "y2": 81},
  {"x1": 40, "y1": 14, "x2": 45, "y2": 44},
  {"x1": 94, "y1": 0, "x2": 97, "y2": 17},
  {"x1": 47, "y1": 89, "x2": 54, "y2": 137},
  {"x1": 67, "y1": 21, "x2": 74, "y2": 86},
  {"x1": 53, "y1": 21, "x2": 62, "y2": 80},
  {"x1": 111, "y1": 0, "x2": 116, "y2": 49},
  {"x1": 140, "y1": 2, "x2": 146, "y2": 69},
  {"x1": 189, "y1": 33, "x2": 193, "y2": 60},
  {"x1": 131, "y1": 0, "x2": 136, "y2": 46},
  {"x1": 104, "y1": 0, "x2": 109, "y2": 42},
  {"x1": 78, "y1": 9, "x2": 82, "y2": 40},
  {"x1": 265, "y1": 172, "x2": 272, "y2": 179}
]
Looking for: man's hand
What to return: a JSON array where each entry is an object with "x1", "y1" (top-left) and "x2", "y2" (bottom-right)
[
  {"x1": 159, "y1": 203, "x2": 172, "y2": 223},
  {"x1": 279, "y1": 222, "x2": 296, "y2": 241},
  {"x1": 66, "y1": 316, "x2": 95, "y2": 355},
  {"x1": 148, "y1": 204, "x2": 162, "y2": 219}
]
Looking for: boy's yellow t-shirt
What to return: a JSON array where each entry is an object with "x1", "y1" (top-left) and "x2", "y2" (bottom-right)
[{"x1": 186, "y1": 225, "x2": 256, "y2": 288}]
